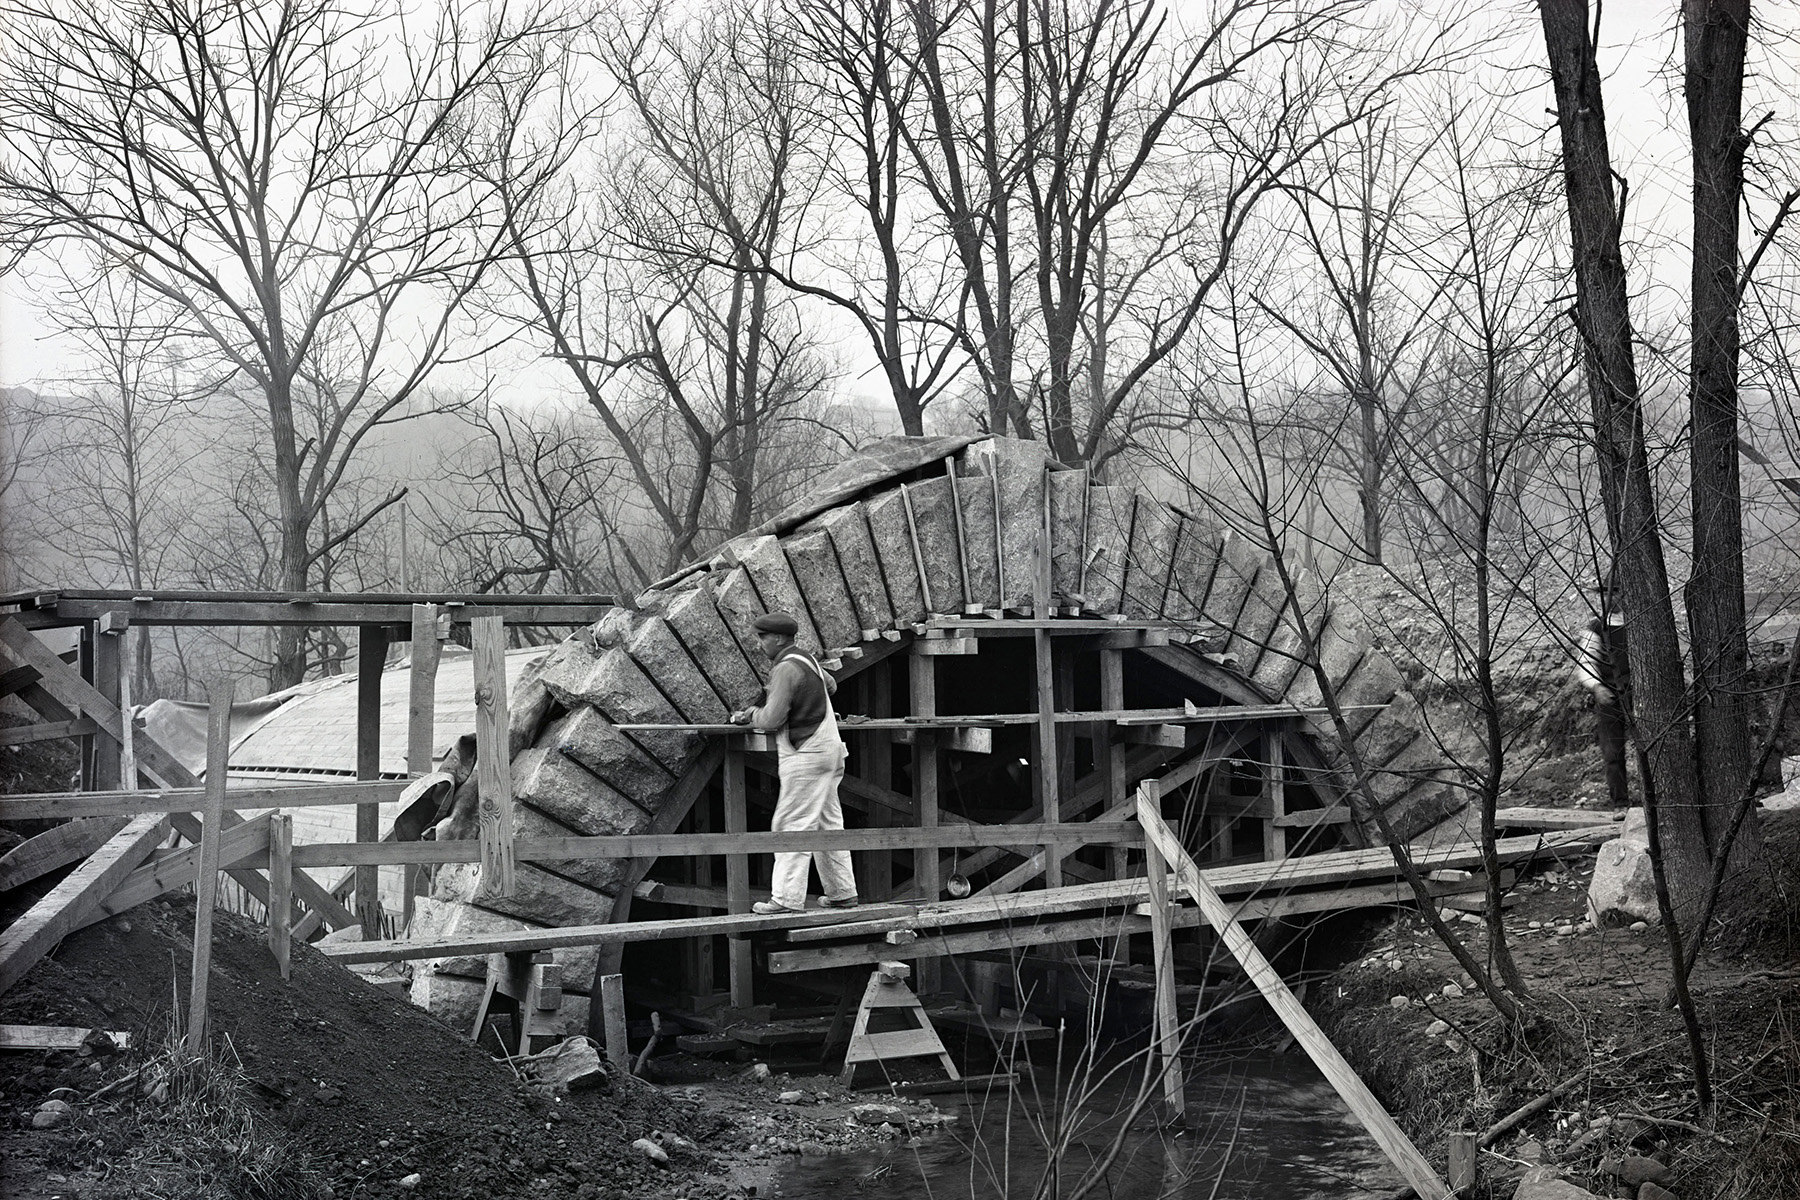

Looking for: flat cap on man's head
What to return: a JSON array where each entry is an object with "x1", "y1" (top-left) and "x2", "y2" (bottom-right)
[{"x1": 753, "y1": 612, "x2": 800, "y2": 636}]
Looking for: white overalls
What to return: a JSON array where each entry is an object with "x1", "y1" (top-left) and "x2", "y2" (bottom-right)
[{"x1": 769, "y1": 651, "x2": 858, "y2": 910}]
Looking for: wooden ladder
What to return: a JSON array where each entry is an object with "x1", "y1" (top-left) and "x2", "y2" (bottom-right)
[{"x1": 839, "y1": 961, "x2": 960, "y2": 1085}]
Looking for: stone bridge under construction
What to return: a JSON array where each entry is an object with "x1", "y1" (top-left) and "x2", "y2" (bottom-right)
[{"x1": 405, "y1": 434, "x2": 1463, "y2": 1033}]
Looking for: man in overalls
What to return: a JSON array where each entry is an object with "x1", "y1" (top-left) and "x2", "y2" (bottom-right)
[
  {"x1": 729, "y1": 612, "x2": 860, "y2": 913},
  {"x1": 1575, "y1": 597, "x2": 1631, "y2": 809}
]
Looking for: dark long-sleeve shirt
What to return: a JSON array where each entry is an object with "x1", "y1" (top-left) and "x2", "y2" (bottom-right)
[{"x1": 748, "y1": 650, "x2": 835, "y2": 747}]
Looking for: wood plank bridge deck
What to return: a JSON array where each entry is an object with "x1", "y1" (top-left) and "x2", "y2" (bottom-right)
[{"x1": 321, "y1": 824, "x2": 1617, "y2": 967}]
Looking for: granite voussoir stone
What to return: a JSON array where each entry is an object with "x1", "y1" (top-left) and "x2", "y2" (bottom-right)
[
  {"x1": 528, "y1": 721, "x2": 665, "y2": 827},
  {"x1": 627, "y1": 615, "x2": 729, "y2": 724},
  {"x1": 511, "y1": 744, "x2": 651, "y2": 841},
  {"x1": 511, "y1": 800, "x2": 632, "y2": 895},
  {"x1": 952, "y1": 459, "x2": 1001, "y2": 611},
  {"x1": 1122, "y1": 496, "x2": 1178, "y2": 618},
  {"x1": 729, "y1": 534, "x2": 824, "y2": 653},
  {"x1": 711, "y1": 567, "x2": 774, "y2": 683},
  {"x1": 814, "y1": 505, "x2": 894, "y2": 636},
  {"x1": 1249, "y1": 571, "x2": 1327, "y2": 697},
  {"x1": 1163, "y1": 511, "x2": 1222, "y2": 623},
  {"x1": 437, "y1": 860, "x2": 615, "y2": 926},
  {"x1": 1200, "y1": 533, "x2": 1262, "y2": 634},
  {"x1": 782, "y1": 529, "x2": 863, "y2": 651},
  {"x1": 987, "y1": 438, "x2": 1050, "y2": 610},
  {"x1": 864, "y1": 489, "x2": 927, "y2": 625},
  {"x1": 508, "y1": 651, "x2": 560, "y2": 758},
  {"x1": 902, "y1": 475, "x2": 965, "y2": 614},
  {"x1": 1046, "y1": 468, "x2": 1090, "y2": 604},
  {"x1": 542, "y1": 648, "x2": 693, "y2": 770},
  {"x1": 1080, "y1": 486, "x2": 1135, "y2": 615},
  {"x1": 658, "y1": 585, "x2": 763, "y2": 709}
]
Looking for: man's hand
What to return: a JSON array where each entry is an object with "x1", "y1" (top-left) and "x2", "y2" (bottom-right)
[
  {"x1": 1591, "y1": 685, "x2": 1616, "y2": 707},
  {"x1": 729, "y1": 708, "x2": 754, "y2": 726}
]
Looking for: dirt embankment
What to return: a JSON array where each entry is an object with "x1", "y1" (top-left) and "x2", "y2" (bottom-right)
[{"x1": 0, "y1": 899, "x2": 951, "y2": 1200}]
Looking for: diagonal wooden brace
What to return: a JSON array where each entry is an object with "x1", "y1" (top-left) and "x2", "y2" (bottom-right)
[{"x1": 0, "y1": 617, "x2": 354, "y2": 933}]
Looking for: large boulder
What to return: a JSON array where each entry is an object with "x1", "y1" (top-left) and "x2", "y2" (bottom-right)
[
  {"x1": 1587, "y1": 809, "x2": 1659, "y2": 927},
  {"x1": 1514, "y1": 1166, "x2": 1602, "y2": 1200}
]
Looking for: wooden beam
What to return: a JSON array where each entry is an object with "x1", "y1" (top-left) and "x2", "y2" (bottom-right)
[
  {"x1": 1034, "y1": 626, "x2": 1060, "y2": 889},
  {"x1": 186, "y1": 679, "x2": 233, "y2": 1054},
  {"x1": 0, "y1": 1025, "x2": 133, "y2": 1052},
  {"x1": 356, "y1": 627, "x2": 387, "y2": 936},
  {"x1": 0, "y1": 663, "x2": 41, "y2": 699},
  {"x1": 0, "y1": 813, "x2": 167, "y2": 999},
  {"x1": 768, "y1": 910, "x2": 1181, "y2": 973},
  {"x1": 285, "y1": 824, "x2": 1145, "y2": 868},
  {"x1": 471, "y1": 615, "x2": 515, "y2": 899},
  {"x1": 407, "y1": 603, "x2": 442, "y2": 775},
  {"x1": 912, "y1": 637, "x2": 977, "y2": 656},
  {"x1": 1135, "y1": 794, "x2": 1451, "y2": 1200},
  {"x1": 91, "y1": 623, "x2": 123, "y2": 790},
  {"x1": 0, "y1": 718, "x2": 100, "y2": 747},
  {"x1": 88, "y1": 816, "x2": 271, "y2": 922},
  {"x1": 910, "y1": 649, "x2": 941, "y2": 925},
  {"x1": 268, "y1": 812, "x2": 293, "y2": 980},
  {"x1": 723, "y1": 745, "x2": 752, "y2": 1007},
  {"x1": 28, "y1": 597, "x2": 614, "y2": 627},
  {"x1": 1142, "y1": 779, "x2": 1185, "y2": 1120},
  {"x1": 1119, "y1": 724, "x2": 1186, "y2": 749},
  {"x1": 0, "y1": 780, "x2": 411, "y2": 820},
  {"x1": 1265, "y1": 732, "x2": 1288, "y2": 860},
  {"x1": 0, "y1": 817, "x2": 127, "y2": 891}
]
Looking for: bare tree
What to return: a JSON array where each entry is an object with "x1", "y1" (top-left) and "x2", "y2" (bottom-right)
[{"x1": 0, "y1": 0, "x2": 559, "y2": 686}]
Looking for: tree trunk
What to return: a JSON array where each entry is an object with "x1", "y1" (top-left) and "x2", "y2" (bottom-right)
[
  {"x1": 1536, "y1": 0, "x2": 1710, "y2": 920},
  {"x1": 1682, "y1": 0, "x2": 1766, "y2": 883},
  {"x1": 268, "y1": 374, "x2": 311, "y2": 690}
]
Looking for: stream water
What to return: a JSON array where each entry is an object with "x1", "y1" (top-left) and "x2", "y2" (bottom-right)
[{"x1": 775, "y1": 1054, "x2": 1404, "y2": 1200}]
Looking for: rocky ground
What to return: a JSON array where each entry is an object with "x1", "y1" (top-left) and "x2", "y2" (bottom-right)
[{"x1": 0, "y1": 898, "x2": 961, "y2": 1200}]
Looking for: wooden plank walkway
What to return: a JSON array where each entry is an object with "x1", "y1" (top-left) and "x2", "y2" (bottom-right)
[{"x1": 321, "y1": 825, "x2": 1615, "y2": 966}]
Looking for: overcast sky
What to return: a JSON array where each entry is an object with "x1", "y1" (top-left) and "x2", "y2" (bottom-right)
[{"x1": 0, "y1": 3, "x2": 1772, "y2": 396}]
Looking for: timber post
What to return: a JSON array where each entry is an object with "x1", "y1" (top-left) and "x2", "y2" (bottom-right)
[
  {"x1": 356, "y1": 625, "x2": 388, "y2": 937},
  {"x1": 471, "y1": 615, "x2": 516, "y2": 900},
  {"x1": 187, "y1": 676, "x2": 233, "y2": 1055},
  {"x1": 723, "y1": 742, "x2": 752, "y2": 1006}
]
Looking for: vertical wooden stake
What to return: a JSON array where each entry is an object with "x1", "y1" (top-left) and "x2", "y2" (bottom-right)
[
  {"x1": 356, "y1": 626, "x2": 389, "y2": 935},
  {"x1": 1034, "y1": 629, "x2": 1060, "y2": 889},
  {"x1": 117, "y1": 628, "x2": 137, "y2": 790},
  {"x1": 407, "y1": 603, "x2": 442, "y2": 776},
  {"x1": 268, "y1": 811, "x2": 293, "y2": 981},
  {"x1": 1099, "y1": 646, "x2": 1129, "y2": 963},
  {"x1": 600, "y1": 972, "x2": 629, "y2": 1075},
  {"x1": 92, "y1": 622, "x2": 123, "y2": 790},
  {"x1": 1447, "y1": 1130, "x2": 1477, "y2": 1196},
  {"x1": 471, "y1": 615, "x2": 515, "y2": 899},
  {"x1": 187, "y1": 676, "x2": 233, "y2": 1056},
  {"x1": 909, "y1": 650, "x2": 940, "y2": 994},
  {"x1": 723, "y1": 744, "x2": 753, "y2": 1007},
  {"x1": 1141, "y1": 780, "x2": 1184, "y2": 1123},
  {"x1": 865, "y1": 661, "x2": 893, "y2": 902},
  {"x1": 1264, "y1": 729, "x2": 1288, "y2": 862}
]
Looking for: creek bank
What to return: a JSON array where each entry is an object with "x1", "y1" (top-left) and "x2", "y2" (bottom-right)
[{"x1": 1306, "y1": 802, "x2": 1800, "y2": 1200}]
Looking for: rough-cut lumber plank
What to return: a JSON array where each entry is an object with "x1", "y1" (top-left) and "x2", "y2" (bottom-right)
[
  {"x1": 1493, "y1": 807, "x2": 1625, "y2": 831},
  {"x1": 91, "y1": 816, "x2": 272, "y2": 921},
  {"x1": 0, "y1": 718, "x2": 100, "y2": 747},
  {"x1": 0, "y1": 780, "x2": 411, "y2": 820},
  {"x1": 187, "y1": 679, "x2": 234, "y2": 1053},
  {"x1": 1136, "y1": 795, "x2": 1451, "y2": 1200},
  {"x1": 286, "y1": 824, "x2": 1144, "y2": 867},
  {"x1": 0, "y1": 817, "x2": 128, "y2": 891},
  {"x1": 0, "y1": 813, "x2": 167, "y2": 998},
  {"x1": 408, "y1": 603, "x2": 443, "y2": 775},
  {"x1": 770, "y1": 910, "x2": 1175, "y2": 972},
  {"x1": 356, "y1": 628, "x2": 387, "y2": 936},
  {"x1": 1142, "y1": 779, "x2": 1185, "y2": 1118},
  {"x1": 268, "y1": 812, "x2": 293, "y2": 980},
  {"x1": 0, "y1": 1025, "x2": 133, "y2": 1051},
  {"x1": 472, "y1": 615, "x2": 517, "y2": 900}
]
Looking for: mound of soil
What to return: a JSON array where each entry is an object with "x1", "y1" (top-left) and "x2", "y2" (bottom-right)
[{"x1": 1, "y1": 897, "x2": 707, "y2": 1199}]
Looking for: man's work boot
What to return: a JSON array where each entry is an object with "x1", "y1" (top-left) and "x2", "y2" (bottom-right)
[
  {"x1": 819, "y1": 894, "x2": 860, "y2": 909},
  {"x1": 752, "y1": 900, "x2": 804, "y2": 915}
]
